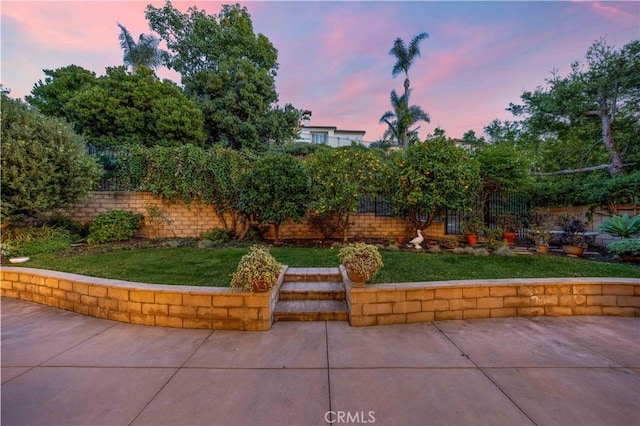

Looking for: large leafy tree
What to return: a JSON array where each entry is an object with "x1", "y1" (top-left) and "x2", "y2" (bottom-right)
[
  {"x1": 117, "y1": 23, "x2": 164, "y2": 73},
  {"x1": 1, "y1": 96, "x2": 100, "y2": 223},
  {"x1": 388, "y1": 32, "x2": 429, "y2": 148},
  {"x1": 27, "y1": 66, "x2": 206, "y2": 147},
  {"x1": 26, "y1": 65, "x2": 97, "y2": 117},
  {"x1": 145, "y1": 2, "x2": 297, "y2": 149},
  {"x1": 509, "y1": 38, "x2": 639, "y2": 177},
  {"x1": 387, "y1": 136, "x2": 481, "y2": 230},
  {"x1": 379, "y1": 89, "x2": 430, "y2": 146}
]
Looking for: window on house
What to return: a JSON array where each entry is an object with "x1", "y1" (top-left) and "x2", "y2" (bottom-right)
[{"x1": 311, "y1": 132, "x2": 328, "y2": 144}]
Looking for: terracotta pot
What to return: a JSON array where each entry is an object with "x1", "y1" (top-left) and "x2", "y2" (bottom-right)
[
  {"x1": 562, "y1": 245, "x2": 585, "y2": 257},
  {"x1": 502, "y1": 232, "x2": 517, "y2": 245},
  {"x1": 346, "y1": 268, "x2": 366, "y2": 287},
  {"x1": 465, "y1": 234, "x2": 479, "y2": 246},
  {"x1": 536, "y1": 245, "x2": 549, "y2": 254}
]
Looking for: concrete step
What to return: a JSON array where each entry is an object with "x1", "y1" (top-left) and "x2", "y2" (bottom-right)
[
  {"x1": 279, "y1": 281, "x2": 346, "y2": 301},
  {"x1": 284, "y1": 267, "x2": 342, "y2": 283},
  {"x1": 274, "y1": 300, "x2": 349, "y2": 321}
]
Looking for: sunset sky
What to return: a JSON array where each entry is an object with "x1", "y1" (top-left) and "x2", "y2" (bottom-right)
[{"x1": 2, "y1": 1, "x2": 638, "y2": 141}]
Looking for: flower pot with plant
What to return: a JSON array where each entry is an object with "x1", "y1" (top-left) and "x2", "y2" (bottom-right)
[
  {"x1": 559, "y1": 218, "x2": 588, "y2": 257},
  {"x1": 526, "y1": 208, "x2": 554, "y2": 254},
  {"x1": 230, "y1": 245, "x2": 282, "y2": 292},
  {"x1": 497, "y1": 213, "x2": 521, "y2": 245},
  {"x1": 461, "y1": 214, "x2": 484, "y2": 246},
  {"x1": 338, "y1": 243, "x2": 383, "y2": 287}
]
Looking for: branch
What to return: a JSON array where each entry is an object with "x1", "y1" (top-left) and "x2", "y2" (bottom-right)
[{"x1": 532, "y1": 164, "x2": 611, "y2": 176}]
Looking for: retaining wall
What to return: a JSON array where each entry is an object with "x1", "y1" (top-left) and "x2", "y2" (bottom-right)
[
  {"x1": 342, "y1": 269, "x2": 640, "y2": 326},
  {"x1": 0, "y1": 267, "x2": 284, "y2": 331},
  {"x1": 2, "y1": 267, "x2": 638, "y2": 330}
]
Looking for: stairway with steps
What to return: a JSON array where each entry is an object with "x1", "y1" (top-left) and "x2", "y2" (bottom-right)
[{"x1": 274, "y1": 267, "x2": 349, "y2": 321}]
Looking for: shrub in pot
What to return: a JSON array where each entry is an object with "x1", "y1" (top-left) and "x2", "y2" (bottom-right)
[
  {"x1": 461, "y1": 214, "x2": 483, "y2": 246},
  {"x1": 338, "y1": 243, "x2": 383, "y2": 287},
  {"x1": 230, "y1": 245, "x2": 282, "y2": 292},
  {"x1": 497, "y1": 213, "x2": 521, "y2": 244},
  {"x1": 559, "y1": 218, "x2": 588, "y2": 256}
]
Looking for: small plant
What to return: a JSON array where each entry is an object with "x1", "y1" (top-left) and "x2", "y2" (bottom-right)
[
  {"x1": 598, "y1": 213, "x2": 640, "y2": 238},
  {"x1": 438, "y1": 235, "x2": 460, "y2": 249},
  {"x1": 492, "y1": 245, "x2": 515, "y2": 256},
  {"x1": 87, "y1": 210, "x2": 143, "y2": 244},
  {"x1": 201, "y1": 228, "x2": 234, "y2": 244},
  {"x1": 483, "y1": 227, "x2": 507, "y2": 251},
  {"x1": 0, "y1": 225, "x2": 73, "y2": 256},
  {"x1": 559, "y1": 217, "x2": 588, "y2": 248},
  {"x1": 606, "y1": 238, "x2": 640, "y2": 260},
  {"x1": 526, "y1": 208, "x2": 554, "y2": 246},
  {"x1": 338, "y1": 243, "x2": 383, "y2": 282},
  {"x1": 497, "y1": 213, "x2": 521, "y2": 233},
  {"x1": 230, "y1": 245, "x2": 282, "y2": 292},
  {"x1": 461, "y1": 214, "x2": 484, "y2": 236}
]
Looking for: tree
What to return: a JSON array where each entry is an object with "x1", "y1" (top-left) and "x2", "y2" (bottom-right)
[
  {"x1": 387, "y1": 136, "x2": 481, "y2": 231},
  {"x1": 26, "y1": 65, "x2": 97, "y2": 117},
  {"x1": 29, "y1": 65, "x2": 206, "y2": 147},
  {"x1": 388, "y1": 32, "x2": 429, "y2": 148},
  {"x1": 379, "y1": 89, "x2": 430, "y2": 147},
  {"x1": 1, "y1": 96, "x2": 100, "y2": 223},
  {"x1": 237, "y1": 154, "x2": 309, "y2": 243},
  {"x1": 509, "y1": 38, "x2": 640, "y2": 177},
  {"x1": 145, "y1": 2, "x2": 296, "y2": 149},
  {"x1": 306, "y1": 147, "x2": 383, "y2": 240},
  {"x1": 117, "y1": 23, "x2": 164, "y2": 73}
]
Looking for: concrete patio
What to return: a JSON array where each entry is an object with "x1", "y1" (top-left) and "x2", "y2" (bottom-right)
[{"x1": 1, "y1": 297, "x2": 638, "y2": 425}]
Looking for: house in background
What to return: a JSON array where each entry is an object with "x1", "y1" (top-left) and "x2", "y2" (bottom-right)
[{"x1": 296, "y1": 110, "x2": 366, "y2": 148}]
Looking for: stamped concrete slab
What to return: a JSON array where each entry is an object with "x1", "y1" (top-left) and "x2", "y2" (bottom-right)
[
  {"x1": 1, "y1": 366, "x2": 176, "y2": 425},
  {"x1": 529, "y1": 316, "x2": 640, "y2": 368},
  {"x1": 1, "y1": 300, "x2": 116, "y2": 366},
  {"x1": 133, "y1": 368, "x2": 329, "y2": 425},
  {"x1": 186, "y1": 321, "x2": 328, "y2": 368},
  {"x1": 43, "y1": 322, "x2": 211, "y2": 367},
  {"x1": 436, "y1": 317, "x2": 621, "y2": 367},
  {"x1": 485, "y1": 367, "x2": 640, "y2": 426},
  {"x1": 330, "y1": 368, "x2": 534, "y2": 425},
  {"x1": 327, "y1": 321, "x2": 473, "y2": 368}
]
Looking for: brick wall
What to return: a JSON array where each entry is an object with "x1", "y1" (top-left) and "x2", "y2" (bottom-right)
[
  {"x1": 65, "y1": 191, "x2": 441, "y2": 241},
  {"x1": 1, "y1": 267, "x2": 283, "y2": 331},
  {"x1": 341, "y1": 268, "x2": 640, "y2": 326}
]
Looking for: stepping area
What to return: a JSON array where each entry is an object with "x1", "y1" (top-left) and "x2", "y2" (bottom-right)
[{"x1": 2, "y1": 297, "x2": 638, "y2": 425}]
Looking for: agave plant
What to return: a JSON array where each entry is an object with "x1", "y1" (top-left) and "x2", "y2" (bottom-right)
[{"x1": 598, "y1": 213, "x2": 640, "y2": 238}]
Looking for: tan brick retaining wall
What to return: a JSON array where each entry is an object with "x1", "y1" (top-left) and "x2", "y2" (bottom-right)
[
  {"x1": 1, "y1": 267, "x2": 284, "y2": 331},
  {"x1": 341, "y1": 268, "x2": 640, "y2": 326},
  {"x1": 3, "y1": 267, "x2": 638, "y2": 330}
]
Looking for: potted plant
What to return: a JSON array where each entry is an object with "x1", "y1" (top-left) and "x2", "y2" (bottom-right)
[
  {"x1": 461, "y1": 214, "x2": 484, "y2": 246},
  {"x1": 606, "y1": 238, "x2": 640, "y2": 263},
  {"x1": 230, "y1": 245, "x2": 282, "y2": 292},
  {"x1": 482, "y1": 226, "x2": 507, "y2": 252},
  {"x1": 559, "y1": 218, "x2": 588, "y2": 257},
  {"x1": 338, "y1": 243, "x2": 383, "y2": 287},
  {"x1": 497, "y1": 213, "x2": 521, "y2": 245},
  {"x1": 526, "y1": 208, "x2": 554, "y2": 254}
]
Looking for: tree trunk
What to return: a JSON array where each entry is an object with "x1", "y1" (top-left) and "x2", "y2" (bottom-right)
[
  {"x1": 599, "y1": 108, "x2": 626, "y2": 176},
  {"x1": 402, "y1": 77, "x2": 410, "y2": 149}
]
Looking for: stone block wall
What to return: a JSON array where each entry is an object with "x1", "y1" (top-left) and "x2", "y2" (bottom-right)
[
  {"x1": 344, "y1": 276, "x2": 640, "y2": 326},
  {"x1": 65, "y1": 191, "x2": 437, "y2": 241},
  {"x1": 1, "y1": 267, "x2": 284, "y2": 331}
]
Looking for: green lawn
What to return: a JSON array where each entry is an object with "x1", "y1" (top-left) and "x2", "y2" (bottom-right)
[{"x1": 23, "y1": 246, "x2": 640, "y2": 286}]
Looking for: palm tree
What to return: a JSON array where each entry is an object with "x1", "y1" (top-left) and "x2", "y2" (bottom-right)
[
  {"x1": 379, "y1": 89, "x2": 430, "y2": 147},
  {"x1": 389, "y1": 32, "x2": 428, "y2": 147},
  {"x1": 117, "y1": 23, "x2": 164, "y2": 73}
]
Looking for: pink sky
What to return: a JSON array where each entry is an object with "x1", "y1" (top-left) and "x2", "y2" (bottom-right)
[{"x1": 2, "y1": 1, "x2": 638, "y2": 141}]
